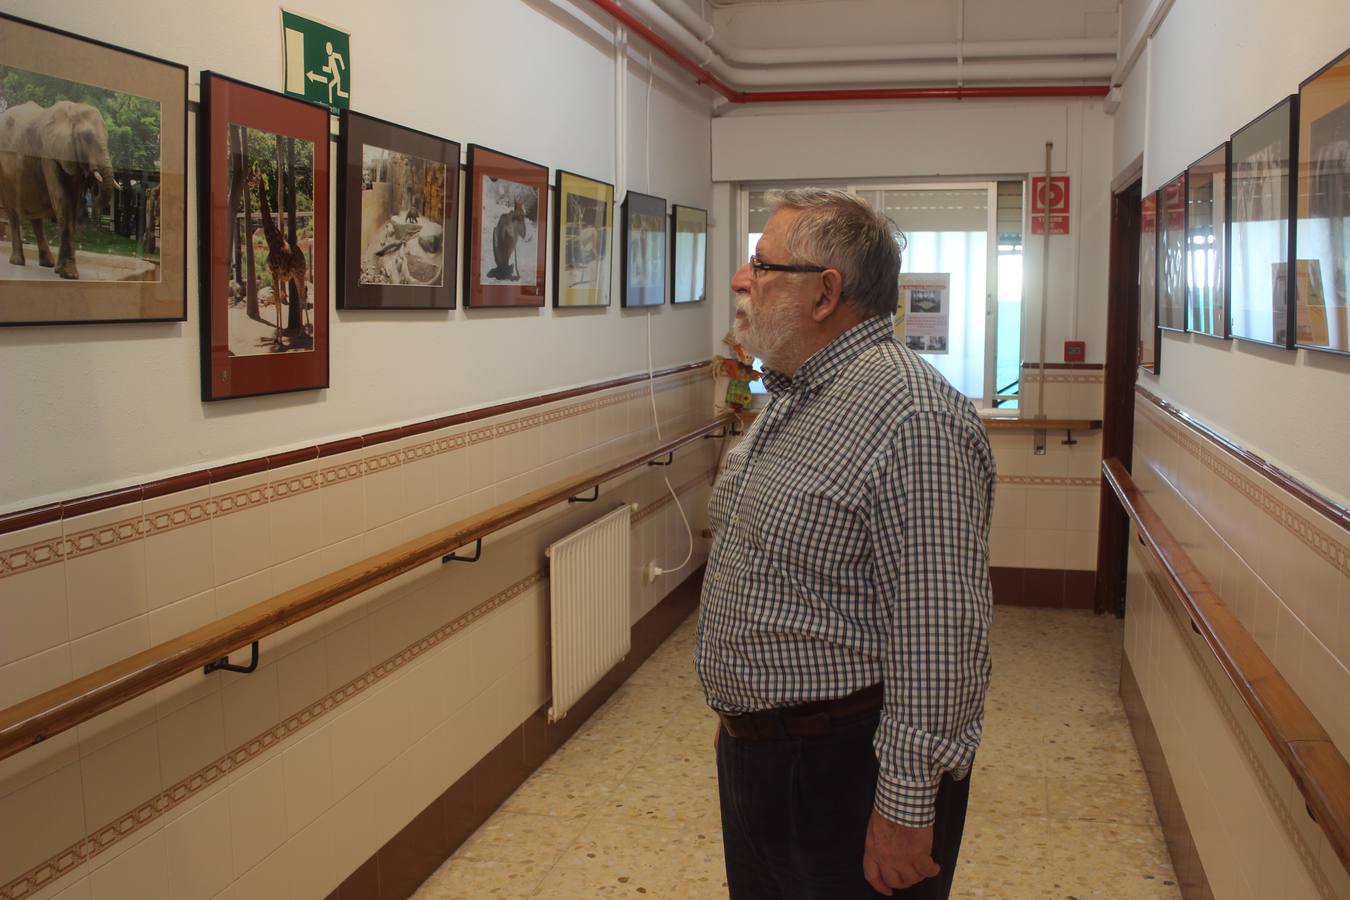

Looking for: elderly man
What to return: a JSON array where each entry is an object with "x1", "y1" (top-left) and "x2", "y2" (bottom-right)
[{"x1": 696, "y1": 189, "x2": 994, "y2": 899}]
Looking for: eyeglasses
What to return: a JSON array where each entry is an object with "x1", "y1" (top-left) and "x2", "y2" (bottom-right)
[{"x1": 749, "y1": 255, "x2": 827, "y2": 278}]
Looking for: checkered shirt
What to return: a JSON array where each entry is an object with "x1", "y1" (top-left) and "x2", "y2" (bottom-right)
[{"x1": 695, "y1": 314, "x2": 995, "y2": 827}]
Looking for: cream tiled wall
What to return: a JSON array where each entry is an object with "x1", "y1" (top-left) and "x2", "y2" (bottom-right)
[
  {"x1": 0, "y1": 369, "x2": 716, "y2": 900},
  {"x1": 1124, "y1": 395, "x2": 1350, "y2": 899}
]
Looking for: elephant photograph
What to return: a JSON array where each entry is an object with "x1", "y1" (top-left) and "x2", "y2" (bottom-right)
[{"x1": 0, "y1": 64, "x2": 162, "y2": 285}]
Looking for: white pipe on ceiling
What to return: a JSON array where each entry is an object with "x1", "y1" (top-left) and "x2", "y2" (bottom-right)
[{"x1": 719, "y1": 59, "x2": 1116, "y2": 87}]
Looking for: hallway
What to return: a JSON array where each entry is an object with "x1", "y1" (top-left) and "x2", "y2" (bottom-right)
[{"x1": 414, "y1": 605, "x2": 1181, "y2": 899}]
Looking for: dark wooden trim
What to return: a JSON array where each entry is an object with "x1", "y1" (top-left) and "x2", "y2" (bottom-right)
[
  {"x1": 1103, "y1": 458, "x2": 1350, "y2": 869},
  {"x1": 327, "y1": 566, "x2": 706, "y2": 900},
  {"x1": 1120, "y1": 657, "x2": 1214, "y2": 899},
  {"x1": 983, "y1": 418, "x2": 1102, "y2": 432},
  {"x1": 1134, "y1": 386, "x2": 1350, "y2": 533},
  {"x1": 1097, "y1": 177, "x2": 1142, "y2": 616},
  {"x1": 1019, "y1": 361, "x2": 1105, "y2": 370},
  {"x1": 990, "y1": 566, "x2": 1095, "y2": 609},
  {"x1": 0, "y1": 361, "x2": 710, "y2": 534}
]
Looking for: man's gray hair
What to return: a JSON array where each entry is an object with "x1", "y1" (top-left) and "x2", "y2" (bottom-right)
[{"x1": 769, "y1": 189, "x2": 905, "y2": 318}]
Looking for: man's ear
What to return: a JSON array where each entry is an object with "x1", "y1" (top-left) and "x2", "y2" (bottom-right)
[{"x1": 811, "y1": 268, "x2": 845, "y2": 323}]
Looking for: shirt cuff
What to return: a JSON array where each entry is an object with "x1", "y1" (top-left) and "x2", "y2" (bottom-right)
[{"x1": 873, "y1": 773, "x2": 939, "y2": 828}]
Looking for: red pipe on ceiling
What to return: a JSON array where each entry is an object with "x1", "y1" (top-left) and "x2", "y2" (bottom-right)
[{"x1": 584, "y1": 0, "x2": 1111, "y2": 103}]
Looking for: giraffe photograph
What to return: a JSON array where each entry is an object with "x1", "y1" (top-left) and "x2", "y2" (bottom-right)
[{"x1": 223, "y1": 122, "x2": 316, "y2": 356}]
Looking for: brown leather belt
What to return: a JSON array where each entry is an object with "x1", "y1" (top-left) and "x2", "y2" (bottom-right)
[{"x1": 717, "y1": 683, "x2": 884, "y2": 740}]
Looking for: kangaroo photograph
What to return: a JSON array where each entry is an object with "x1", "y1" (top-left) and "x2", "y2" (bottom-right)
[
  {"x1": 0, "y1": 64, "x2": 163, "y2": 285},
  {"x1": 477, "y1": 175, "x2": 539, "y2": 287},
  {"x1": 223, "y1": 122, "x2": 316, "y2": 356}
]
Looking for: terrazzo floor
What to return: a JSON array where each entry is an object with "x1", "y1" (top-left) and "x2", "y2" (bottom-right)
[{"x1": 413, "y1": 605, "x2": 1181, "y2": 899}]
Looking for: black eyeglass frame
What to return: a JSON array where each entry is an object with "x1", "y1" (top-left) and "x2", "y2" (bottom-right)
[{"x1": 749, "y1": 255, "x2": 828, "y2": 276}]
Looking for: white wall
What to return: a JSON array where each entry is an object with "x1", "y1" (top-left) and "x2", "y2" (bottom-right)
[
  {"x1": 1117, "y1": 0, "x2": 1350, "y2": 501},
  {"x1": 0, "y1": 0, "x2": 715, "y2": 511},
  {"x1": 709, "y1": 97, "x2": 1116, "y2": 368}
]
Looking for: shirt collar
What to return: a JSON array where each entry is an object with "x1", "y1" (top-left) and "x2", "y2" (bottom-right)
[{"x1": 762, "y1": 315, "x2": 894, "y2": 396}]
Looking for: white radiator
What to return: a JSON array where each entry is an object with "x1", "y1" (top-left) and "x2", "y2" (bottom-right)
[{"x1": 544, "y1": 504, "x2": 634, "y2": 722}]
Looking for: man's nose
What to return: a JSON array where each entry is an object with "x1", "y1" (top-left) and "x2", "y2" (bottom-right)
[{"x1": 731, "y1": 261, "x2": 753, "y2": 292}]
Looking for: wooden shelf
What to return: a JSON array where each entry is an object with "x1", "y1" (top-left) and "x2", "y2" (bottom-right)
[{"x1": 981, "y1": 416, "x2": 1102, "y2": 432}]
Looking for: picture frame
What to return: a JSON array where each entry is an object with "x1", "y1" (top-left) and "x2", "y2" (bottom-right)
[
  {"x1": 622, "y1": 191, "x2": 667, "y2": 307},
  {"x1": 1295, "y1": 47, "x2": 1350, "y2": 355},
  {"x1": 552, "y1": 170, "x2": 613, "y2": 308},
  {"x1": 1158, "y1": 174, "x2": 1187, "y2": 331},
  {"x1": 1185, "y1": 142, "x2": 1230, "y2": 340},
  {"x1": 1139, "y1": 191, "x2": 1160, "y2": 373},
  {"x1": 198, "y1": 72, "x2": 330, "y2": 401},
  {"x1": 0, "y1": 13, "x2": 188, "y2": 326},
  {"x1": 1230, "y1": 95, "x2": 1298, "y2": 348},
  {"x1": 336, "y1": 110, "x2": 459, "y2": 309},
  {"x1": 462, "y1": 144, "x2": 548, "y2": 308},
  {"x1": 670, "y1": 204, "x2": 708, "y2": 304}
]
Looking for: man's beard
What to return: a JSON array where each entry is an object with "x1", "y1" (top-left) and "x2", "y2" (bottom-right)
[{"x1": 734, "y1": 293, "x2": 803, "y2": 373}]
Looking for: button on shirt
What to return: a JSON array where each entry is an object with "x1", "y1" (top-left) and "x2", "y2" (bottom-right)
[{"x1": 695, "y1": 315, "x2": 995, "y2": 827}]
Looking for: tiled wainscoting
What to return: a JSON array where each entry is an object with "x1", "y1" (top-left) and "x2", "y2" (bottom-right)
[
  {"x1": 0, "y1": 365, "x2": 717, "y2": 900},
  {"x1": 988, "y1": 365, "x2": 1105, "y2": 608},
  {"x1": 1122, "y1": 390, "x2": 1350, "y2": 899}
]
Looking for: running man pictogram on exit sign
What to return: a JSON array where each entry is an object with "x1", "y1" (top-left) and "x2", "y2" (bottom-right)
[
  {"x1": 1030, "y1": 175, "x2": 1070, "y2": 235},
  {"x1": 281, "y1": 10, "x2": 350, "y2": 111}
]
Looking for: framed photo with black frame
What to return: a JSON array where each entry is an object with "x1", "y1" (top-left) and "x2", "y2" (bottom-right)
[
  {"x1": 1139, "y1": 191, "x2": 1160, "y2": 373},
  {"x1": 1158, "y1": 174, "x2": 1187, "y2": 332},
  {"x1": 198, "y1": 72, "x2": 330, "y2": 401},
  {"x1": 1294, "y1": 47, "x2": 1350, "y2": 355},
  {"x1": 462, "y1": 144, "x2": 548, "y2": 308},
  {"x1": 552, "y1": 170, "x2": 613, "y2": 308},
  {"x1": 1230, "y1": 95, "x2": 1298, "y2": 348},
  {"x1": 0, "y1": 13, "x2": 188, "y2": 326},
  {"x1": 622, "y1": 191, "x2": 667, "y2": 307},
  {"x1": 1185, "y1": 142, "x2": 1230, "y2": 340},
  {"x1": 671, "y1": 204, "x2": 708, "y2": 304},
  {"x1": 336, "y1": 110, "x2": 459, "y2": 309}
]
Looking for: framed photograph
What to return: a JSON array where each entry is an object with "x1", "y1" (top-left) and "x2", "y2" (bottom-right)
[
  {"x1": 552, "y1": 170, "x2": 613, "y2": 308},
  {"x1": 1158, "y1": 174, "x2": 1187, "y2": 331},
  {"x1": 0, "y1": 13, "x2": 187, "y2": 326},
  {"x1": 1185, "y1": 143, "x2": 1229, "y2": 339},
  {"x1": 622, "y1": 191, "x2": 667, "y2": 307},
  {"x1": 1230, "y1": 95, "x2": 1298, "y2": 348},
  {"x1": 198, "y1": 72, "x2": 330, "y2": 401},
  {"x1": 337, "y1": 111, "x2": 459, "y2": 309},
  {"x1": 1295, "y1": 47, "x2": 1350, "y2": 355},
  {"x1": 1139, "y1": 191, "x2": 1159, "y2": 372},
  {"x1": 462, "y1": 145, "x2": 547, "y2": 308},
  {"x1": 671, "y1": 204, "x2": 708, "y2": 304}
]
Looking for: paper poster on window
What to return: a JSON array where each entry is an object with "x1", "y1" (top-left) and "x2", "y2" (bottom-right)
[{"x1": 896, "y1": 274, "x2": 950, "y2": 355}]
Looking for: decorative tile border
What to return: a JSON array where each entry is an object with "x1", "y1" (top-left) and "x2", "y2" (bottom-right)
[
  {"x1": 1137, "y1": 399, "x2": 1350, "y2": 580},
  {"x1": 1019, "y1": 371, "x2": 1105, "y2": 385},
  {"x1": 1142, "y1": 562, "x2": 1337, "y2": 900},
  {"x1": 0, "y1": 368, "x2": 707, "y2": 584},
  {"x1": 997, "y1": 474, "x2": 1100, "y2": 488},
  {"x1": 0, "y1": 466, "x2": 716, "y2": 900}
]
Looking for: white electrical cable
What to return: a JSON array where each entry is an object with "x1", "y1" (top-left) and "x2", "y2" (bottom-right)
[{"x1": 646, "y1": 301, "x2": 695, "y2": 579}]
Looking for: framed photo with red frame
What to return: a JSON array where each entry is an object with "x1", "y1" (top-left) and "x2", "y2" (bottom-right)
[
  {"x1": 198, "y1": 72, "x2": 330, "y2": 400},
  {"x1": 462, "y1": 144, "x2": 548, "y2": 308}
]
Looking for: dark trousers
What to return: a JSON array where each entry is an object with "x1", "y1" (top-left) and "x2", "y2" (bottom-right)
[{"x1": 715, "y1": 708, "x2": 971, "y2": 900}]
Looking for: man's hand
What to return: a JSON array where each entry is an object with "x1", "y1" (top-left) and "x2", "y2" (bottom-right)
[{"x1": 862, "y1": 810, "x2": 940, "y2": 895}]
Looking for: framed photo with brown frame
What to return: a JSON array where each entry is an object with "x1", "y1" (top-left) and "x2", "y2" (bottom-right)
[
  {"x1": 552, "y1": 169, "x2": 613, "y2": 308},
  {"x1": 622, "y1": 191, "x2": 667, "y2": 307},
  {"x1": 1139, "y1": 191, "x2": 1160, "y2": 373},
  {"x1": 462, "y1": 144, "x2": 548, "y2": 308},
  {"x1": 1158, "y1": 174, "x2": 1187, "y2": 332},
  {"x1": 1185, "y1": 142, "x2": 1229, "y2": 340},
  {"x1": 1230, "y1": 95, "x2": 1298, "y2": 348},
  {"x1": 0, "y1": 13, "x2": 187, "y2": 326},
  {"x1": 1295, "y1": 47, "x2": 1350, "y2": 355},
  {"x1": 671, "y1": 204, "x2": 708, "y2": 304},
  {"x1": 337, "y1": 110, "x2": 459, "y2": 309},
  {"x1": 198, "y1": 71, "x2": 330, "y2": 401}
]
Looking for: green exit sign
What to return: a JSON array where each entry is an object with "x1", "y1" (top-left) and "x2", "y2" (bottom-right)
[{"x1": 281, "y1": 10, "x2": 350, "y2": 110}]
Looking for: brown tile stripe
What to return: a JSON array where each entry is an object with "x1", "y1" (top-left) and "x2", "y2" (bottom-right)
[
  {"x1": 0, "y1": 362, "x2": 710, "y2": 536},
  {"x1": 0, "y1": 367, "x2": 707, "y2": 582},
  {"x1": 1139, "y1": 558, "x2": 1337, "y2": 899},
  {"x1": 1136, "y1": 394, "x2": 1350, "y2": 580},
  {"x1": 1136, "y1": 386, "x2": 1350, "y2": 534},
  {"x1": 996, "y1": 474, "x2": 1100, "y2": 487},
  {"x1": 1019, "y1": 362, "x2": 1105, "y2": 370},
  {"x1": 0, "y1": 469, "x2": 715, "y2": 900}
]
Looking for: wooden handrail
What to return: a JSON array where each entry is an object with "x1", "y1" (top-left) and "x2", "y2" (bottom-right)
[
  {"x1": 1102, "y1": 458, "x2": 1350, "y2": 870},
  {"x1": 0, "y1": 415, "x2": 736, "y2": 764},
  {"x1": 981, "y1": 416, "x2": 1103, "y2": 431}
]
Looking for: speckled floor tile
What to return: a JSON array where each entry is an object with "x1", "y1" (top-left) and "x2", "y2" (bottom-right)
[
  {"x1": 453, "y1": 811, "x2": 585, "y2": 866},
  {"x1": 1048, "y1": 776, "x2": 1160, "y2": 825},
  {"x1": 532, "y1": 818, "x2": 685, "y2": 897},
  {"x1": 500, "y1": 771, "x2": 615, "y2": 819},
  {"x1": 966, "y1": 767, "x2": 1049, "y2": 818},
  {"x1": 418, "y1": 856, "x2": 553, "y2": 899}
]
